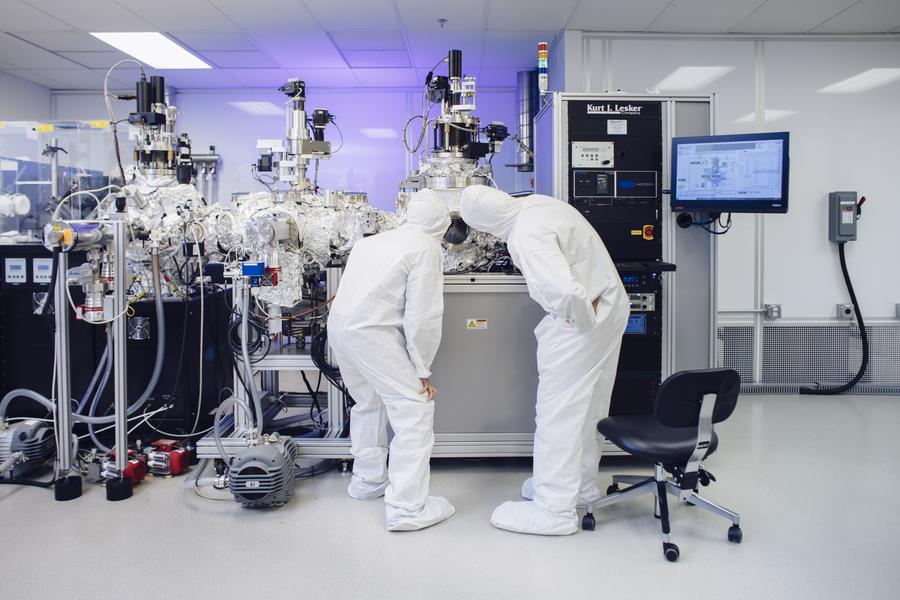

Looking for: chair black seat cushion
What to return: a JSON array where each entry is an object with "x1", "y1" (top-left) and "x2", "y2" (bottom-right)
[{"x1": 597, "y1": 414, "x2": 718, "y2": 465}]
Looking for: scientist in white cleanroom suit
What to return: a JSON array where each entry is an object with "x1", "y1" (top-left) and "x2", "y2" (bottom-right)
[
  {"x1": 460, "y1": 184, "x2": 630, "y2": 535},
  {"x1": 327, "y1": 189, "x2": 454, "y2": 531}
]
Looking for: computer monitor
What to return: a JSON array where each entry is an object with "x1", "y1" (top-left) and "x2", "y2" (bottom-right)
[{"x1": 671, "y1": 131, "x2": 789, "y2": 213}]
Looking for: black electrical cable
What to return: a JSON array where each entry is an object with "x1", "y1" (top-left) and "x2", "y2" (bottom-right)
[
  {"x1": 226, "y1": 310, "x2": 270, "y2": 362},
  {"x1": 169, "y1": 298, "x2": 191, "y2": 395},
  {"x1": 295, "y1": 458, "x2": 335, "y2": 479},
  {"x1": 0, "y1": 477, "x2": 55, "y2": 488},
  {"x1": 800, "y1": 241, "x2": 869, "y2": 395},
  {"x1": 310, "y1": 328, "x2": 355, "y2": 425},
  {"x1": 300, "y1": 371, "x2": 323, "y2": 426}
]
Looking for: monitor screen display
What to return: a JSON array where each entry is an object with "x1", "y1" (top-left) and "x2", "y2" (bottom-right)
[{"x1": 671, "y1": 131, "x2": 789, "y2": 213}]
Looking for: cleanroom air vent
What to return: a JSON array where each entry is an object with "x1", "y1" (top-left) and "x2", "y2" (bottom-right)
[
  {"x1": 716, "y1": 325, "x2": 755, "y2": 383},
  {"x1": 716, "y1": 323, "x2": 900, "y2": 395}
]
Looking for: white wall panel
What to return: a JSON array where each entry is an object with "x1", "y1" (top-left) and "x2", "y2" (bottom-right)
[
  {"x1": 763, "y1": 40, "x2": 900, "y2": 318},
  {"x1": 0, "y1": 71, "x2": 52, "y2": 120}
]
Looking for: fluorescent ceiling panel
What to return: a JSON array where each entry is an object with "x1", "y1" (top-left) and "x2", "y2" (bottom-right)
[
  {"x1": 735, "y1": 109, "x2": 797, "y2": 123},
  {"x1": 652, "y1": 66, "x2": 735, "y2": 91},
  {"x1": 818, "y1": 68, "x2": 900, "y2": 93},
  {"x1": 89, "y1": 32, "x2": 210, "y2": 69},
  {"x1": 229, "y1": 101, "x2": 284, "y2": 116}
]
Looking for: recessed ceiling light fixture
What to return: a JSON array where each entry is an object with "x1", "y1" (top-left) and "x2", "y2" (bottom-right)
[
  {"x1": 818, "y1": 68, "x2": 900, "y2": 94},
  {"x1": 229, "y1": 102, "x2": 283, "y2": 116},
  {"x1": 652, "y1": 66, "x2": 735, "y2": 92},
  {"x1": 89, "y1": 32, "x2": 211, "y2": 69}
]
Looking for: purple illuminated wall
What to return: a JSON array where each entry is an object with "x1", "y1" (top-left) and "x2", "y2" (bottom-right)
[{"x1": 174, "y1": 86, "x2": 530, "y2": 210}]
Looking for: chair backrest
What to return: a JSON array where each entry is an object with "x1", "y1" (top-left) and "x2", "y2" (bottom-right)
[{"x1": 654, "y1": 368, "x2": 741, "y2": 428}]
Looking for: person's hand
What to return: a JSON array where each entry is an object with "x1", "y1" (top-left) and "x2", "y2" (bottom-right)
[{"x1": 419, "y1": 378, "x2": 437, "y2": 401}]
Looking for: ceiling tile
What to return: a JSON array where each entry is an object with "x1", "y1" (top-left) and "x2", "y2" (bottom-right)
[
  {"x1": 329, "y1": 30, "x2": 406, "y2": 50},
  {"x1": 223, "y1": 68, "x2": 360, "y2": 89},
  {"x1": 250, "y1": 31, "x2": 347, "y2": 68},
  {"x1": 482, "y1": 31, "x2": 547, "y2": 69},
  {"x1": 156, "y1": 69, "x2": 240, "y2": 89},
  {"x1": 209, "y1": 0, "x2": 318, "y2": 33},
  {"x1": 395, "y1": 0, "x2": 487, "y2": 32},
  {"x1": 59, "y1": 51, "x2": 132, "y2": 69},
  {"x1": 294, "y1": 68, "x2": 361, "y2": 88},
  {"x1": 473, "y1": 67, "x2": 519, "y2": 88},
  {"x1": 303, "y1": 0, "x2": 400, "y2": 31},
  {"x1": 0, "y1": 1, "x2": 72, "y2": 32},
  {"x1": 27, "y1": 68, "x2": 114, "y2": 89},
  {"x1": 405, "y1": 31, "x2": 484, "y2": 72},
  {"x1": 94, "y1": 66, "x2": 143, "y2": 88},
  {"x1": 12, "y1": 31, "x2": 113, "y2": 51},
  {"x1": 649, "y1": 0, "x2": 767, "y2": 33},
  {"x1": 0, "y1": 34, "x2": 83, "y2": 68},
  {"x1": 486, "y1": 0, "x2": 580, "y2": 31},
  {"x1": 201, "y1": 51, "x2": 276, "y2": 68},
  {"x1": 221, "y1": 68, "x2": 291, "y2": 87},
  {"x1": 113, "y1": 0, "x2": 240, "y2": 32},
  {"x1": 342, "y1": 49, "x2": 410, "y2": 68},
  {"x1": 168, "y1": 31, "x2": 258, "y2": 51},
  {"x1": 566, "y1": 0, "x2": 673, "y2": 32},
  {"x1": 731, "y1": 0, "x2": 857, "y2": 33},
  {"x1": 351, "y1": 67, "x2": 418, "y2": 87},
  {"x1": 0, "y1": 69, "x2": 66, "y2": 88},
  {"x1": 23, "y1": 0, "x2": 155, "y2": 31},
  {"x1": 812, "y1": 0, "x2": 900, "y2": 33}
]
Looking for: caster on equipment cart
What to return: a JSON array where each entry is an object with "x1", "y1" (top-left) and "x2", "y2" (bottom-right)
[
  {"x1": 728, "y1": 525, "x2": 743, "y2": 543},
  {"x1": 663, "y1": 542, "x2": 680, "y2": 562},
  {"x1": 581, "y1": 512, "x2": 596, "y2": 531}
]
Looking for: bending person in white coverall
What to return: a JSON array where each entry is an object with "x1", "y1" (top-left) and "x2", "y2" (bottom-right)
[
  {"x1": 460, "y1": 184, "x2": 629, "y2": 535},
  {"x1": 327, "y1": 189, "x2": 454, "y2": 531}
]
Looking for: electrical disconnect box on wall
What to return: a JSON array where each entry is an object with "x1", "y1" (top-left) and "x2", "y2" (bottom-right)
[{"x1": 828, "y1": 191, "x2": 858, "y2": 242}]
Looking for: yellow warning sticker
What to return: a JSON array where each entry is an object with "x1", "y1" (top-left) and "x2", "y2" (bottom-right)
[
  {"x1": 465, "y1": 319, "x2": 488, "y2": 330},
  {"x1": 90, "y1": 120, "x2": 109, "y2": 129},
  {"x1": 35, "y1": 123, "x2": 54, "y2": 133},
  {"x1": 630, "y1": 229, "x2": 642, "y2": 236}
]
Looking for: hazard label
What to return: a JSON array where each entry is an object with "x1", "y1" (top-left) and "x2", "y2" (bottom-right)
[{"x1": 465, "y1": 319, "x2": 488, "y2": 330}]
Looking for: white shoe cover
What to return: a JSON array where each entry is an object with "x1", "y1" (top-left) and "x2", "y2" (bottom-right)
[
  {"x1": 347, "y1": 476, "x2": 389, "y2": 500},
  {"x1": 386, "y1": 496, "x2": 455, "y2": 531},
  {"x1": 521, "y1": 477, "x2": 602, "y2": 508},
  {"x1": 491, "y1": 500, "x2": 578, "y2": 536}
]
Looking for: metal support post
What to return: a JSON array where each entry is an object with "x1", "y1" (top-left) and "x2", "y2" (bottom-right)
[
  {"x1": 106, "y1": 219, "x2": 133, "y2": 501},
  {"x1": 53, "y1": 250, "x2": 82, "y2": 501}
]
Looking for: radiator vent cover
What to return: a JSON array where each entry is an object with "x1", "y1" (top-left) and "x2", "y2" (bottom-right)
[
  {"x1": 716, "y1": 323, "x2": 900, "y2": 394},
  {"x1": 715, "y1": 325, "x2": 754, "y2": 383}
]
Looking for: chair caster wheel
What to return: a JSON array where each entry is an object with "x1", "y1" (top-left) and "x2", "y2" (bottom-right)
[
  {"x1": 728, "y1": 525, "x2": 743, "y2": 543},
  {"x1": 581, "y1": 513, "x2": 596, "y2": 531},
  {"x1": 606, "y1": 484, "x2": 619, "y2": 495},
  {"x1": 663, "y1": 542, "x2": 680, "y2": 562}
]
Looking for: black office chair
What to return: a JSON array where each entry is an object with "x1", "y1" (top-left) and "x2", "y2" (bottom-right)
[{"x1": 583, "y1": 368, "x2": 742, "y2": 562}]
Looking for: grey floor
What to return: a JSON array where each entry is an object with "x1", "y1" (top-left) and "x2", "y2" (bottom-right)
[{"x1": 2, "y1": 394, "x2": 899, "y2": 600}]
